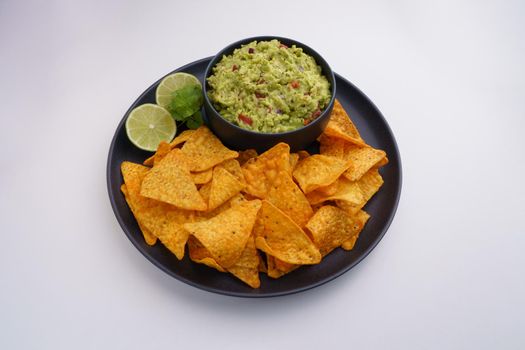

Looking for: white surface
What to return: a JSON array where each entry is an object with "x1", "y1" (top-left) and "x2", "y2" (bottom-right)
[{"x1": 1, "y1": 0, "x2": 524, "y2": 349}]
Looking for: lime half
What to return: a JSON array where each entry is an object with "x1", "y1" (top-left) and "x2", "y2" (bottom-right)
[
  {"x1": 125, "y1": 104, "x2": 176, "y2": 151},
  {"x1": 156, "y1": 72, "x2": 202, "y2": 109}
]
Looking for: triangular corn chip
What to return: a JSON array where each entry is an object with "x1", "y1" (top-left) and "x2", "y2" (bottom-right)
[
  {"x1": 154, "y1": 208, "x2": 193, "y2": 260},
  {"x1": 152, "y1": 141, "x2": 172, "y2": 166},
  {"x1": 319, "y1": 134, "x2": 346, "y2": 158},
  {"x1": 323, "y1": 99, "x2": 365, "y2": 146},
  {"x1": 143, "y1": 155, "x2": 155, "y2": 167},
  {"x1": 266, "y1": 256, "x2": 299, "y2": 278},
  {"x1": 169, "y1": 129, "x2": 196, "y2": 148},
  {"x1": 314, "y1": 180, "x2": 339, "y2": 196},
  {"x1": 241, "y1": 143, "x2": 291, "y2": 198},
  {"x1": 187, "y1": 236, "x2": 226, "y2": 272},
  {"x1": 289, "y1": 153, "x2": 300, "y2": 170},
  {"x1": 341, "y1": 210, "x2": 370, "y2": 250},
  {"x1": 320, "y1": 110, "x2": 387, "y2": 181},
  {"x1": 254, "y1": 201, "x2": 321, "y2": 265},
  {"x1": 121, "y1": 161, "x2": 193, "y2": 259},
  {"x1": 188, "y1": 235, "x2": 261, "y2": 288},
  {"x1": 297, "y1": 150, "x2": 310, "y2": 160},
  {"x1": 121, "y1": 184, "x2": 157, "y2": 245},
  {"x1": 292, "y1": 154, "x2": 351, "y2": 193},
  {"x1": 258, "y1": 255, "x2": 267, "y2": 273},
  {"x1": 143, "y1": 129, "x2": 196, "y2": 166},
  {"x1": 305, "y1": 205, "x2": 362, "y2": 256},
  {"x1": 356, "y1": 168, "x2": 384, "y2": 201},
  {"x1": 237, "y1": 149, "x2": 258, "y2": 165},
  {"x1": 335, "y1": 168, "x2": 384, "y2": 214},
  {"x1": 227, "y1": 236, "x2": 261, "y2": 288},
  {"x1": 183, "y1": 200, "x2": 261, "y2": 268},
  {"x1": 181, "y1": 126, "x2": 238, "y2": 172},
  {"x1": 208, "y1": 166, "x2": 245, "y2": 211},
  {"x1": 266, "y1": 172, "x2": 313, "y2": 228},
  {"x1": 140, "y1": 149, "x2": 207, "y2": 211},
  {"x1": 190, "y1": 168, "x2": 213, "y2": 185},
  {"x1": 341, "y1": 144, "x2": 386, "y2": 181},
  {"x1": 306, "y1": 177, "x2": 364, "y2": 206},
  {"x1": 217, "y1": 159, "x2": 245, "y2": 184}
]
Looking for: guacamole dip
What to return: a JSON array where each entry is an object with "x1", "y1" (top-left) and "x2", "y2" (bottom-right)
[{"x1": 207, "y1": 40, "x2": 331, "y2": 133}]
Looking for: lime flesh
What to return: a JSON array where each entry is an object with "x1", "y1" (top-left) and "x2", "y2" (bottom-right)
[
  {"x1": 125, "y1": 103, "x2": 176, "y2": 152},
  {"x1": 156, "y1": 72, "x2": 202, "y2": 110}
]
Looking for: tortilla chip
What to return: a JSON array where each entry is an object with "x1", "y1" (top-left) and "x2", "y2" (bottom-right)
[
  {"x1": 292, "y1": 154, "x2": 351, "y2": 193},
  {"x1": 228, "y1": 193, "x2": 246, "y2": 207},
  {"x1": 319, "y1": 134, "x2": 346, "y2": 158},
  {"x1": 376, "y1": 156, "x2": 389, "y2": 168},
  {"x1": 341, "y1": 144, "x2": 387, "y2": 181},
  {"x1": 198, "y1": 181, "x2": 211, "y2": 203},
  {"x1": 187, "y1": 236, "x2": 226, "y2": 272},
  {"x1": 274, "y1": 258, "x2": 298, "y2": 273},
  {"x1": 323, "y1": 99, "x2": 365, "y2": 146},
  {"x1": 227, "y1": 236, "x2": 261, "y2": 288},
  {"x1": 191, "y1": 168, "x2": 213, "y2": 185},
  {"x1": 137, "y1": 223, "x2": 156, "y2": 245},
  {"x1": 217, "y1": 159, "x2": 245, "y2": 184},
  {"x1": 120, "y1": 162, "x2": 150, "y2": 201},
  {"x1": 266, "y1": 256, "x2": 299, "y2": 278},
  {"x1": 254, "y1": 201, "x2": 321, "y2": 265},
  {"x1": 258, "y1": 255, "x2": 267, "y2": 273},
  {"x1": 335, "y1": 168, "x2": 384, "y2": 214},
  {"x1": 183, "y1": 200, "x2": 262, "y2": 268},
  {"x1": 121, "y1": 161, "x2": 193, "y2": 259},
  {"x1": 142, "y1": 141, "x2": 170, "y2": 167},
  {"x1": 237, "y1": 149, "x2": 258, "y2": 165},
  {"x1": 196, "y1": 182, "x2": 218, "y2": 218},
  {"x1": 140, "y1": 149, "x2": 207, "y2": 211},
  {"x1": 310, "y1": 202, "x2": 325, "y2": 214},
  {"x1": 208, "y1": 166, "x2": 245, "y2": 211},
  {"x1": 152, "y1": 141, "x2": 172, "y2": 166},
  {"x1": 197, "y1": 189, "x2": 245, "y2": 220},
  {"x1": 357, "y1": 168, "x2": 384, "y2": 201},
  {"x1": 289, "y1": 153, "x2": 299, "y2": 170},
  {"x1": 143, "y1": 130, "x2": 196, "y2": 166},
  {"x1": 266, "y1": 256, "x2": 282, "y2": 278},
  {"x1": 154, "y1": 209, "x2": 194, "y2": 260},
  {"x1": 266, "y1": 172, "x2": 313, "y2": 227},
  {"x1": 169, "y1": 129, "x2": 196, "y2": 148},
  {"x1": 334, "y1": 200, "x2": 358, "y2": 216},
  {"x1": 341, "y1": 210, "x2": 370, "y2": 250},
  {"x1": 297, "y1": 150, "x2": 310, "y2": 160},
  {"x1": 120, "y1": 162, "x2": 148, "y2": 193},
  {"x1": 143, "y1": 155, "x2": 155, "y2": 167},
  {"x1": 242, "y1": 143, "x2": 291, "y2": 198},
  {"x1": 305, "y1": 205, "x2": 362, "y2": 256},
  {"x1": 306, "y1": 176, "x2": 364, "y2": 206},
  {"x1": 188, "y1": 236, "x2": 261, "y2": 288},
  {"x1": 315, "y1": 180, "x2": 340, "y2": 196},
  {"x1": 320, "y1": 130, "x2": 387, "y2": 182},
  {"x1": 181, "y1": 126, "x2": 238, "y2": 172},
  {"x1": 121, "y1": 184, "x2": 157, "y2": 245}
]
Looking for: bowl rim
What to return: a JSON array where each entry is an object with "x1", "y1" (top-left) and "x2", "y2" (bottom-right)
[{"x1": 203, "y1": 35, "x2": 337, "y2": 136}]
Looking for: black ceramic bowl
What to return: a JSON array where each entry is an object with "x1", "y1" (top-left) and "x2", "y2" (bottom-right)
[{"x1": 203, "y1": 36, "x2": 336, "y2": 153}]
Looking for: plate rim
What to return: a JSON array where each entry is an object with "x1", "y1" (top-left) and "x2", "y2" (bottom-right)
[{"x1": 106, "y1": 56, "x2": 402, "y2": 298}]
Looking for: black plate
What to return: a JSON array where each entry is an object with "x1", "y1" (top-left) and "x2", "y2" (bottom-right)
[{"x1": 107, "y1": 57, "x2": 402, "y2": 297}]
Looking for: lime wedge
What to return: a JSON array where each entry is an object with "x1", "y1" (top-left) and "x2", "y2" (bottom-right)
[
  {"x1": 156, "y1": 72, "x2": 202, "y2": 109},
  {"x1": 125, "y1": 104, "x2": 176, "y2": 152}
]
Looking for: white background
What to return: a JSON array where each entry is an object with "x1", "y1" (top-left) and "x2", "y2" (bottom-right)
[{"x1": 1, "y1": 0, "x2": 524, "y2": 349}]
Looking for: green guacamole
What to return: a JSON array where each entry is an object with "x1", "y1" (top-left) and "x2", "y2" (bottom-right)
[{"x1": 207, "y1": 40, "x2": 331, "y2": 133}]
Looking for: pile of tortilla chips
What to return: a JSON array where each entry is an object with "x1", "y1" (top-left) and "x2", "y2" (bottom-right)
[{"x1": 120, "y1": 99, "x2": 387, "y2": 288}]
